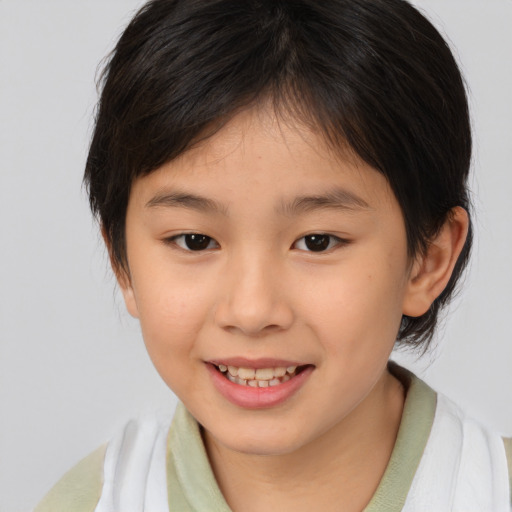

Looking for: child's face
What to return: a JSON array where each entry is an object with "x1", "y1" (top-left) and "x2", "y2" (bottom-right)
[{"x1": 120, "y1": 107, "x2": 414, "y2": 456}]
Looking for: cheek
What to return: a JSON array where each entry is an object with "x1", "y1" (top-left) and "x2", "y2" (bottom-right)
[
  {"x1": 130, "y1": 267, "x2": 214, "y2": 366},
  {"x1": 134, "y1": 286, "x2": 208, "y2": 395},
  {"x1": 299, "y1": 252, "x2": 407, "y2": 354}
]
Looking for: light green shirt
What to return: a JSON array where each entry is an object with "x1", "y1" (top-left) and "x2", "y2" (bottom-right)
[{"x1": 35, "y1": 366, "x2": 512, "y2": 511}]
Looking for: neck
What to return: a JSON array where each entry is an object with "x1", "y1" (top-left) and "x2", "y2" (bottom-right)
[{"x1": 204, "y1": 368, "x2": 405, "y2": 512}]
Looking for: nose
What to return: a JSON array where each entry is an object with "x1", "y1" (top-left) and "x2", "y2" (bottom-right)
[{"x1": 214, "y1": 251, "x2": 294, "y2": 336}]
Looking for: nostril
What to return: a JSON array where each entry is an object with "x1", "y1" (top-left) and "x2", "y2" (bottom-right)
[
  {"x1": 214, "y1": 284, "x2": 294, "y2": 335},
  {"x1": 222, "y1": 322, "x2": 285, "y2": 337}
]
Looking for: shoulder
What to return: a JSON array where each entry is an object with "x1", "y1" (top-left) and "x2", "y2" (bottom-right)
[
  {"x1": 95, "y1": 414, "x2": 172, "y2": 511},
  {"x1": 34, "y1": 444, "x2": 106, "y2": 512},
  {"x1": 33, "y1": 413, "x2": 173, "y2": 512},
  {"x1": 503, "y1": 437, "x2": 512, "y2": 504},
  {"x1": 503, "y1": 436, "x2": 512, "y2": 465},
  {"x1": 390, "y1": 366, "x2": 512, "y2": 510},
  {"x1": 428, "y1": 392, "x2": 512, "y2": 510}
]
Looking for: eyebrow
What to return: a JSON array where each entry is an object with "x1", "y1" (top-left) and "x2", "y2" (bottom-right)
[
  {"x1": 277, "y1": 188, "x2": 371, "y2": 216},
  {"x1": 145, "y1": 191, "x2": 228, "y2": 215},
  {"x1": 145, "y1": 187, "x2": 371, "y2": 216}
]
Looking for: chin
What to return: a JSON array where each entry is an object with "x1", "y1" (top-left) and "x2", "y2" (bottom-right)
[
  {"x1": 208, "y1": 422, "x2": 310, "y2": 457},
  {"x1": 227, "y1": 438, "x2": 300, "y2": 457}
]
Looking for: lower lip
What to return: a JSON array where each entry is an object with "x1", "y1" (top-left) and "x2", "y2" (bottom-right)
[{"x1": 206, "y1": 363, "x2": 314, "y2": 409}]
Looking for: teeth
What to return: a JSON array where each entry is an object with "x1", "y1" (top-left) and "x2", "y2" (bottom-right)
[
  {"x1": 255, "y1": 368, "x2": 274, "y2": 380},
  {"x1": 218, "y1": 363, "x2": 303, "y2": 387},
  {"x1": 274, "y1": 367, "x2": 286, "y2": 377},
  {"x1": 238, "y1": 367, "x2": 255, "y2": 380}
]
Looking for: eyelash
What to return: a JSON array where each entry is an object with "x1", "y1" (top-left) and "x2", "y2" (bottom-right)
[
  {"x1": 165, "y1": 233, "x2": 349, "y2": 253},
  {"x1": 293, "y1": 234, "x2": 347, "y2": 252},
  {"x1": 166, "y1": 233, "x2": 219, "y2": 252}
]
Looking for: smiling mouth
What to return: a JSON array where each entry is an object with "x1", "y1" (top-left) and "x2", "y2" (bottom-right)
[{"x1": 212, "y1": 363, "x2": 310, "y2": 388}]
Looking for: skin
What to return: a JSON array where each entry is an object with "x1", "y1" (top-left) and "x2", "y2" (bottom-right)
[{"x1": 115, "y1": 107, "x2": 468, "y2": 512}]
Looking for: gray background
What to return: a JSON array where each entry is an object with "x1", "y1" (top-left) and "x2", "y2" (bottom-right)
[{"x1": 1, "y1": 1, "x2": 511, "y2": 511}]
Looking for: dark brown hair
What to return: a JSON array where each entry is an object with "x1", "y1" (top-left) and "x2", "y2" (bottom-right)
[{"x1": 84, "y1": 0, "x2": 473, "y2": 349}]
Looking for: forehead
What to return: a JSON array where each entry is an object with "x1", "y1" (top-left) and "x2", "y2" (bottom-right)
[{"x1": 129, "y1": 107, "x2": 397, "y2": 216}]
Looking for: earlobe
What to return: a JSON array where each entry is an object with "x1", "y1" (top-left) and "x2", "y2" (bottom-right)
[
  {"x1": 118, "y1": 281, "x2": 140, "y2": 319},
  {"x1": 101, "y1": 226, "x2": 140, "y2": 319},
  {"x1": 402, "y1": 207, "x2": 469, "y2": 317}
]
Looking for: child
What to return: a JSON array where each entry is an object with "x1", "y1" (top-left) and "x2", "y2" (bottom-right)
[{"x1": 35, "y1": 0, "x2": 511, "y2": 510}]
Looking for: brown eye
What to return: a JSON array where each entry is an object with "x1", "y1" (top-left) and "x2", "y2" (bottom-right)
[
  {"x1": 294, "y1": 234, "x2": 344, "y2": 252},
  {"x1": 171, "y1": 233, "x2": 218, "y2": 251},
  {"x1": 304, "y1": 235, "x2": 330, "y2": 251}
]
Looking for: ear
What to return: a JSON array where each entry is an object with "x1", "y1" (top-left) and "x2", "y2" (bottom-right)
[
  {"x1": 101, "y1": 226, "x2": 140, "y2": 318},
  {"x1": 402, "y1": 207, "x2": 469, "y2": 317}
]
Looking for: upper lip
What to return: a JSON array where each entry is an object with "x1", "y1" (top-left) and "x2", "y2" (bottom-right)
[{"x1": 207, "y1": 357, "x2": 309, "y2": 369}]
